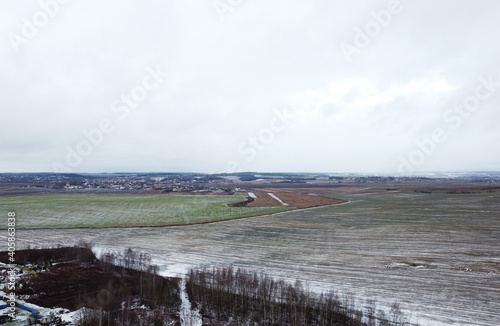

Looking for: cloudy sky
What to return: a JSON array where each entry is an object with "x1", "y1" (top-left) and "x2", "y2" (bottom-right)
[{"x1": 1, "y1": 0, "x2": 499, "y2": 174}]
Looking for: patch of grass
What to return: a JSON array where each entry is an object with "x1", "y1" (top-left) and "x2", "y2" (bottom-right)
[{"x1": 0, "y1": 194, "x2": 292, "y2": 228}]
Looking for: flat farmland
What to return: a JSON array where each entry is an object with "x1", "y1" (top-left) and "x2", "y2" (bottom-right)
[
  {"x1": 4, "y1": 190, "x2": 500, "y2": 325},
  {"x1": 244, "y1": 188, "x2": 347, "y2": 208},
  {"x1": 0, "y1": 194, "x2": 290, "y2": 228}
]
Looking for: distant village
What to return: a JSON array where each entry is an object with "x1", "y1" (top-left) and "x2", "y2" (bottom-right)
[
  {"x1": 0, "y1": 172, "x2": 498, "y2": 196},
  {"x1": 0, "y1": 173, "x2": 234, "y2": 194}
]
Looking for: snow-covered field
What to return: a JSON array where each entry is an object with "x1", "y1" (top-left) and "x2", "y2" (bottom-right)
[{"x1": 4, "y1": 191, "x2": 500, "y2": 325}]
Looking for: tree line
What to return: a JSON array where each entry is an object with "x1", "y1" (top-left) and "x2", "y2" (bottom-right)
[
  {"x1": 186, "y1": 266, "x2": 412, "y2": 326},
  {"x1": 76, "y1": 247, "x2": 181, "y2": 326}
]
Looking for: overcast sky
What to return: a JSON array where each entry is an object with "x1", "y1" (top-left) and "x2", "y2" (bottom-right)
[{"x1": 1, "y1": 0, "x2": 499, "y2": 174}]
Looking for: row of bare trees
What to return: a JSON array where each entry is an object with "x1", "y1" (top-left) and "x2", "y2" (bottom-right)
[
  {"x1": 186, "y1": 266, "x2": 411, "y2": 326},
  {"x1": 75, "y1": 248, "x2": 181, "y2": 326}
]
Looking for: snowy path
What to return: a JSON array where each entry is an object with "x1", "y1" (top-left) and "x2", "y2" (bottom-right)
[
  {"x1": 267, "y1": 192, "x2": 288, "y2": 206},
  {"x1": 179, "y1": 279, "x2": 202, "y2": 326}
]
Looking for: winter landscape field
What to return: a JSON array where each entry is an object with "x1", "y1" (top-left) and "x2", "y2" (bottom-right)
[
  {"x1": 0, "y1": 194, "x2": 290, "y2": 228},
  {"x1": 3, "y1": 0, "x2": 500, "y2": 324},
  {"x1": 4, "y1": 188, "x2": 499, "y2": 325}
]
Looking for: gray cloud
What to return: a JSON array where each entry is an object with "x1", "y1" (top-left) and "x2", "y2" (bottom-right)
[{"x1": 1, "y1": 0, "x2": 499, "y2": 173}]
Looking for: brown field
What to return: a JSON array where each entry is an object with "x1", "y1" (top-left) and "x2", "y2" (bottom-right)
[
  {"x1": 239, "y1": 188, "x2": 347, "y2": 209},
  {"x1": 235, "y1": 181, "x2": 499, "y2": 210}
]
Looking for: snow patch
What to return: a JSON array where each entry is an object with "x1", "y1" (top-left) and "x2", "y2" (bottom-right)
[
  {"x1": 59, "y1": 308, "x2": 82, "y2": 323},
  {"x1": 267, "y1": 192, "x2": 289, "y2": 206},
  {"x1": 179, "y1": 279, "x2": 202, "y2": 326},
  {"x1": 158, "y1": 262, "x2": 191, "y2": 278}
]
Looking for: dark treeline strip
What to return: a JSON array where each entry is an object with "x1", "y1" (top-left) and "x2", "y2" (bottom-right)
[
  {"x1": 227, "y1": 196, "x2": 255, "y2": 207},
  {"x1": 75, "y1": 247, "x2": 182, "y2": 325},
  {"x1": 186, "y1": 266, "x2": 412, "y2": 326},
  {"x1": 80, "y1": 247, "x2": 181, "y2": 312},
  {"x1": 0, "y1": 243, "x2": 95, "y2": 267}
]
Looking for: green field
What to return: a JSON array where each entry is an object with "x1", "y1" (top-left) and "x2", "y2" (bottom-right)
[{"x1": 0, "y1": 194, "x2": 291, "y2": 228}]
